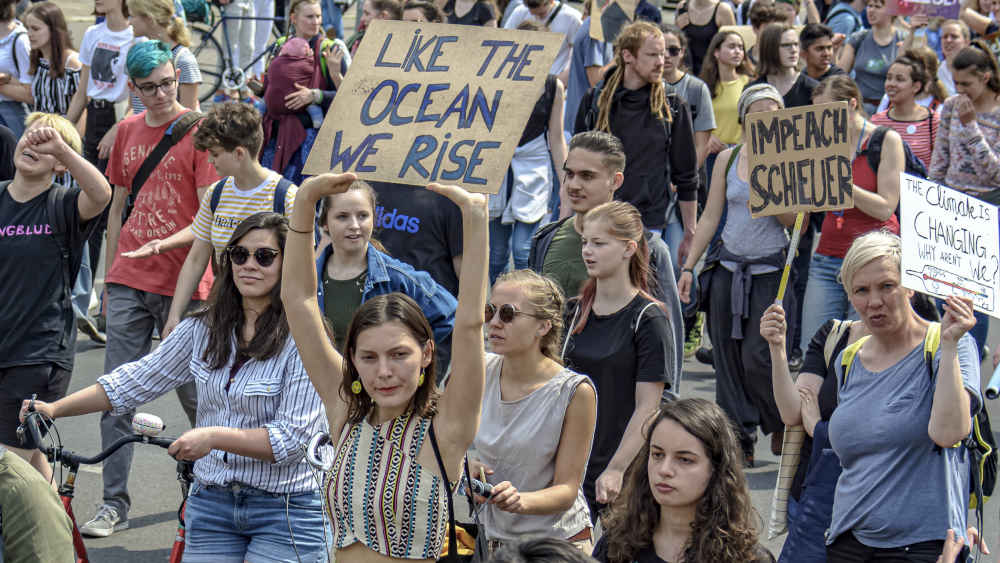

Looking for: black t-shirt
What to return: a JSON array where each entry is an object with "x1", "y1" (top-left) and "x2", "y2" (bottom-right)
[
  {"x1": 592, "y1": 535, "x2": 776, "y2": 563},
  {"x1": 790, "y1": 318, "x2": 852, "y2": 499},
  {"x1": 0, "y1": 184, "x2": 90, "y2": 370},
  {"x1": 444, "y1": 0, "x2": 496, "y2": 26},
  {"x1": 748, "y1": 73, "x2": 819, "y2": 108},
  {"x1": 0, "y1": 125, "x2": 15, "y2": 182},
  {"x1": 563, "y1": 294, "x2": 671, "y2": 501},
  {"x1": 369, "y1": 181, "x2": 463, "y2": 296}
]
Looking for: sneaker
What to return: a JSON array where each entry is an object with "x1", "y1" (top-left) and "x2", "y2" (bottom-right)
[
  {"x1": 77, "y1": 316, "x2": 106, "y2": 345},
  {"x1": 683, "y1": 314, "x2": 703, "y2": 358},
  {"x1": 80, "y1": 505, "x2": 128, "y2": 537},
  {"x1": 694, "y1": 346, "x2": 714, "y2": 366}
]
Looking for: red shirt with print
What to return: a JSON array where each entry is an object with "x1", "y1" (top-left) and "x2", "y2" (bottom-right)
[{"x1": 106, "y1": 110, "x2": 219, "y2": 299}]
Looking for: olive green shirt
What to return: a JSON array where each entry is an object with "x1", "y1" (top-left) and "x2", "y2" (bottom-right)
[
  {"x1": 0, "y1": 448, "x2": 73, "y2": 563},
  {"x1": 322, "y1": 270, "x2": 367, "y2": 352},
  {"x1": 541, "y1": 219, "x2": 589, "y2": 299}
]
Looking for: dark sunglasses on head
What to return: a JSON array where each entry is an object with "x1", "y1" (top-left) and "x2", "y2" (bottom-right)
[
  {"x1": 227, "y1": 245, "x2": 281, "y2": 267},
  {"x1": 484, "y1": 303, "x2": 544, "y2": 324},
  {"x1": 666, "y1": 46, "x2": 682, "y2": 56}
]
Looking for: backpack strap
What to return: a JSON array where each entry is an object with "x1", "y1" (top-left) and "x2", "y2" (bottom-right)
[
  {"x1": 725, "y1": 144, "x2": 742, "y2": 176},
  {"x1": 427, "y1": 422, "x2": 458, "y2": 561},
  {"x1": 864, "y1": 126, "x2": 889, "y2": 175},
  {"x1": 824, "y1": 319, "x2": 852, "y2": 368},
  {"x1": 923, "y1": 322, "x2": 941, "y2": 381},
  {"x1": 208, "y1": 177, "x2": 228, "y2": 214},
  {"x1": 10, "y1": 31, "x2": 25, "y2": 76},
  {"x1": 273, "y1": 177, "x2": 292, "y2": 215},
  {"x1": 634, "y1": 302, "x2": 658, "y2": 334},
  {"x1": 839, "y1": 334, "x2": 872, "y2": 388},
  {"x1": 45, "y1": 184, "x2": 74, "y2": 348}
]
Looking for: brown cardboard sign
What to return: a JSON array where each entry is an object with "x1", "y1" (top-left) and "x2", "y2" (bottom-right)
[
  {"x1": 302, "y1": 20, "x2": 563, "y2": 194},
  {"x1": 590, "y1": 0, "x2": 638, "y2": 42},
  {"x1": 745, "y1": 101, "x2": 854, "y2": 218}
]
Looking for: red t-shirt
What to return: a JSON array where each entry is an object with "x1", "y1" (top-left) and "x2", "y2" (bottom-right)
[
  {"x1": 106, "y1": 110, "x2": 219, "y2": 298},
  {"x1": 816, "y1": 142, "x2": 900, "y2": 259}
]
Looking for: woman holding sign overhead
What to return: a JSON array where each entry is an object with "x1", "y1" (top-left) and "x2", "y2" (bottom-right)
[
  {"x1": 797, "y1": 75, "x2": 904, "y2": 366},
  {"x1": 677, "y1": 84, "x2": 796, "y2": 467}
]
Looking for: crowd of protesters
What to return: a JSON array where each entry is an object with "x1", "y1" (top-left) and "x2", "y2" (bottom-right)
[{"x1": 0, "y1": 0, "x2": 999, "y2": 560}]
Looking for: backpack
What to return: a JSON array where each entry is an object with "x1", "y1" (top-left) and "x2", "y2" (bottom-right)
[
  {"x1": 863, "y1": 125, "x2": 929, "y2": 179},
  {"x1": 181, "y1": 0, "x2": 212, "y2": 24},
  {"x1": 208, "y1": 176, "x2": 293, "y2": 215},
  {"x1": 0, "y1": 180, "x2": 76, "y2": 348},
  {"x1": 841, "y1": 323, "x2": 997, "y2": 534},
  {"x1": 582, "y1": 76, "x2": 680, "y2": 142},
  {"x1": 823, "y1": 3, "x2": 863, "y2": 35},
  {"x1": 9, "y1": 31, "x2": 25, "y2": 77}
]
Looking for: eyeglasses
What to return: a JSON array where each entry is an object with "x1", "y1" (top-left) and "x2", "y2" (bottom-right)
[
  {"x1": 666, "y1": 46, "x2": 682, "y2": 56},
  {"x1": 227, "y1": 245, "x2": 281, "y2": 267},
  {"x1": 484, "y1": 303, "x2": 544, "y2": 324},
  {"x1": 134, "y1": 78, "x2": 177, "y2": 96},
  {"x1": 780, "y1": 42, "x2": 800, "y2": 50}
]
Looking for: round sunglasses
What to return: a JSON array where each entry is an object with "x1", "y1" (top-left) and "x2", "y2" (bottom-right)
[
  {"x1": 226, "y1": 245, "x2": 281, "y2": 267},
  {"x1": 484, "y1": 303, "x2": 544, "y2": 324}
]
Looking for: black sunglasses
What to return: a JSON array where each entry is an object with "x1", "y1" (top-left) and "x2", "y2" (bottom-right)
[
  {"x1": 227, "y1": 246, "x2": 281, "y2": 267},
  {"x1": 485, "y1": 303, "x2": 544, "y2": 324},
  {"x1": 666, "y1": 46, "x2": 683, "y2": 56}
]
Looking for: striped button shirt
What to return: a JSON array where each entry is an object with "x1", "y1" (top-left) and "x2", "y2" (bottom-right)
[{"x1": 99, "y1": 317, "x2": 328, "y2": 494}]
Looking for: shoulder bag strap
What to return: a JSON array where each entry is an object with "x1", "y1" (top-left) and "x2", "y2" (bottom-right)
[
  {"x1": 273, "y1": 177, "x2": 292, "y2": 215},
  {"x1": 545, "y1": 0, "x2": 564, "y2": 27},
  {"x1": 209, "y1": 177, "x2": 228, "y2": 214},
  {"x1": 130, "y1": 111, "x2": 203, "y2": 195},
  {"x1": 427, "y1": 422, "x2": 458, "y2": 560}
]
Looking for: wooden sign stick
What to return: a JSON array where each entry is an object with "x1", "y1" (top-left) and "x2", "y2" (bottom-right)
[{"x1": 775, "y1": 212, "x2": 805, "y2": 303}]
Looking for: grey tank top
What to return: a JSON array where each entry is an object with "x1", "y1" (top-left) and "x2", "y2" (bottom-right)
[
  {"x1": 474, "y1": 353, "x2": 594, "y2": 540},
  {"x1": 720, "y1": 150, "x2": 790, "y2": 275}
]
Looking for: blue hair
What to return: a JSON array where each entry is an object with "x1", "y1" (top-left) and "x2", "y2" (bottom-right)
[{"x1": 126, "y1": 40, "x2": 173, "y2": 79}]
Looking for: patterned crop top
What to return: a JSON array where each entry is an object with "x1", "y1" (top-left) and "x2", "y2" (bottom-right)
[{"x1": 327, "y1": 410, "x2": 450, "y2": 559}]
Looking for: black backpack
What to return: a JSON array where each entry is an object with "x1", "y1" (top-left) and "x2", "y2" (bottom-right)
[
  {"x1": 208, "y1": 176, "x2": 293, "y2": 215},
  {"x1": 863, "y1": 125, "x2": 929, "y2": 179}
]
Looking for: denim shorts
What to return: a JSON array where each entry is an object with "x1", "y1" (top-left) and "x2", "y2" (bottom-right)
[{"x1": 182, "y1": 482, "x2": 331, "y2": 563}]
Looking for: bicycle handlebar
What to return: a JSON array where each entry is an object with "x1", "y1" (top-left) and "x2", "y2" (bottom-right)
[{"x1": 20, "y1": 410, "x2": 178, "y2": 468}]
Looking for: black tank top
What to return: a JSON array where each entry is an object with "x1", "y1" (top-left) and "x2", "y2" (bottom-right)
[{"x1": 683, "y1": 2, "x2": 720, "y2": 77}]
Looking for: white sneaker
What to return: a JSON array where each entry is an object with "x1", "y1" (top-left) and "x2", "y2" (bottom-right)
[{"x1": 79, "y1": 505, "x2": 128, "y2": 537}]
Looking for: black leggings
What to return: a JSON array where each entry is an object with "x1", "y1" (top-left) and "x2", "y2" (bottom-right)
[
  {"x1": 826, "y1": 531, "x2": 951, "y2": 563},
  {"x1": 83, "y1": 102, "x2": 116, "y2": 286}
]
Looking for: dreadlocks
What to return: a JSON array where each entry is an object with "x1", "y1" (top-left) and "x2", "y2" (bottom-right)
[{"x1": 595, "y1": 21, "x2": 673, "y2": 133}]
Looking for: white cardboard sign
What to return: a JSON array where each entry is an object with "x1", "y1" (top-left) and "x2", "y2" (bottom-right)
[{"x1": 900, "y1": 173, "x2": 1000, "y2": 318}]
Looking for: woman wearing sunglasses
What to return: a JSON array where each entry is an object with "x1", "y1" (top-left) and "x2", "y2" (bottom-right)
[
  {"x1": 281, "y1": 172, "x2": 490, "y2": 563},
  {"x1": 468, "y1": 269, "x2": 597, "y2": 556},
  {"x1": 19, "y1": 212, "x2": 333, "y2": 563},
  {"x1": 315, "y1": 179, "x2": 456, "y2": 355},
  {"x1": 562, "y1": 201, "x2": 672, "y2": 523}
]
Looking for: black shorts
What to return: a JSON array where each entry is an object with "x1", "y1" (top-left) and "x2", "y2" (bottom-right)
[{"x1": 0, "y1": 364, "x2": 72, "y2": 449}]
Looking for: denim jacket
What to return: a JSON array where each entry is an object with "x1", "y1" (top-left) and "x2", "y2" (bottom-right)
[{"x1": 315, "y1": 244, "x2": 457, "y2": 352}]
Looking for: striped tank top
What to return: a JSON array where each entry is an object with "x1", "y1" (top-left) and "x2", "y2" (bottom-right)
[{"x1": 327, "y1": 410, "x2": 449, "y2": 559}]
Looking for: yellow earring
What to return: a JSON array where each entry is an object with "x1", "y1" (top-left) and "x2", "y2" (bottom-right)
[
  {"x1": 418, "y1": 370, "x2": 425, "y2": 386},
  {"x1": 351, "y1": 380, "x2": 362, "y2": 394}
]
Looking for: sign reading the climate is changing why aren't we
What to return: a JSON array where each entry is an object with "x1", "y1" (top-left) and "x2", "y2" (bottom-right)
[
  {"x1": 744, "y1": 101, "x2": 853, "y2": 218},
  {"x1": 900, "y1": 173, "x2": 1000, "y2": 318},
  {"x1": 303, "y1": 20, "x2": 562, "y2": 194}
]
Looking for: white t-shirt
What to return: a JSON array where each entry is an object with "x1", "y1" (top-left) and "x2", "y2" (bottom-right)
[
  {"x1": 0, "y1": 21, "x2": 31, "y2": 102},
  {"x1": 504, "y1": 1, "x2": 582, "y2": 77},
  {"x1": 79, "y1": 22, "x2": 135, "y2": 102}
]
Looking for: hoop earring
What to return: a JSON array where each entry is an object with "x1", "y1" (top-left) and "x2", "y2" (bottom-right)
[
  {"x1": 418, "y1": 370, "x2": 425, "y2": 386},
  {"x1": 351, "y1": 380, "x2": 362, "y2": 394}
]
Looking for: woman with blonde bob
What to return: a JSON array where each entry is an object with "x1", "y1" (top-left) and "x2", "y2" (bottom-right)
[
  {"x1": 471, "y1": 269, "x2": 597, "y2": 555},
  {"x1": 592, "y1": 398, "x2": 774, "y2": 563},
  {"x1": 776, "y1": 230, "x2": 981, "y2": 562}
]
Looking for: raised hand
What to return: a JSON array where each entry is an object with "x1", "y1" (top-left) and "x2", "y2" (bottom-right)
[
  {"x1": 759, "y1": 302, "x2": 788, "y2": 348},
  {"x1": 940, "y1": 296, "x2": 976, "y2": 346}
]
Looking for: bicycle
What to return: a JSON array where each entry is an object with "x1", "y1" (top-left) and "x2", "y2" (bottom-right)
[
  {"x1": 18, "y1": 403, "x2": 193, "y2": 563},
  {"x1": 189, "y1": 1, "x2": 286, "y2": 103}
]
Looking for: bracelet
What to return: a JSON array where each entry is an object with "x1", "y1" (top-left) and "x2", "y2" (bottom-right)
[
  {"x1": 288, "y1": 225, "x2": 313, "y2": 234},
  {"x1": 682, "y1": 267, "x2": 694, "y2": 275}
]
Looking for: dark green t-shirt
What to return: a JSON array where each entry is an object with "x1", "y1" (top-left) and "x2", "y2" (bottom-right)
[
  {"x1": 322, "y1": 270, "x2": 367, "y2": 352},
  {"x1": 541, "y1": 220, "x2": 588, "y2": 299}
]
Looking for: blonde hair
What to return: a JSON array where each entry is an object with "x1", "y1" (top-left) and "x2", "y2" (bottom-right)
[
  {"x1": 595, "y1": 21, "x2": 672, "y2": 133},
  {"x1": 127, "y1": 0, "x2": 191, "y2": 46},
  {"x1": 839, "y1": 230, "x2": 902, "y2": 290},
  {"x1": 25, "y1": 112, "x2": 82, "y2": 154},
  {"x1": 493, "y1": 270, "x2": 566, "y2": 363}
]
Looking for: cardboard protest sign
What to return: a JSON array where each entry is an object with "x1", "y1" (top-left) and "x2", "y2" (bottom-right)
[
  {"x1": 900, "y1": 174, "x2": 1000, "y2": 318},
  {"x1": 303, "y1": 20, "x2": 562, "y2": 194},
  {"x1": 744, "y1": 101, "x2": 853, "y2": 218},
  {"x1": 590, "y1": 0, "x2": 638, "y2": 42},
  {"x1": 886, "y1": 0, "x2": 960, "y2": 20}
]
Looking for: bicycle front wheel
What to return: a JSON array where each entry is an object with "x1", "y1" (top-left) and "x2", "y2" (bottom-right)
[{"x1": 191, "y1": 25, "x2": 225, "y2": 104}]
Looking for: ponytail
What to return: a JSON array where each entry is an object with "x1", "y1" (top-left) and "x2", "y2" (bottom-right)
[{"x1": 168, "y1": 15, "x2": 192, "y2": 47}]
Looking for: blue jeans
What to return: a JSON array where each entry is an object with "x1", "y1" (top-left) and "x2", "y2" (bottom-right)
[
  {"x1": 0, "y1": 101, "x2": 26, "y2": 138},
  {"x1": 799, "y1": 253, "x2": 857, "y2": 354},
  {"x1": 489, "y1": 218, "x2": 540, "y2": 284},
  {"x1": 321, "y1": 0, "x2": 344, "y2": 39},
  {"x1": 183, "y1": 482, "x2": 330, "y2": 563}
]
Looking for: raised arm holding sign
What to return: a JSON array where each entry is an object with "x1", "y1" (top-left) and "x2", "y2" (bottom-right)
[{"x1": 303, "y1": 20, "x2": 563, "y2": 194}]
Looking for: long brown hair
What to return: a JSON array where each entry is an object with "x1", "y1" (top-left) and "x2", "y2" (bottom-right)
[
  {"x1": 893, "y1": 47, "x2": 947, "y2": 105},
  {"x1": 192, "y1": 212, "x2": 291, "y2": 370},
  {"x1": 341, "y1": 293, "x2": 439, "y2": 424},
  {"x1": 595, "y1": 21, "x2": 673, "y2": 133},
  {"x1": 318, "y1": 179, "x2": 387, "y2": 254},
  {"x1": 756, "y1": 22, "x2": 795, "y2": 78},
  {"x1": 701, "y1": 30, "x2": 755, "y2": 97},
  {"x1": 572, "y1": 201, "x2": 662, "y2": 335},
  {"x1": 25, "y1": 2, "x2": 72, "y2": 77},
  {"x1": 602, "y1": 398, "x2": 762, "y2": 563},
  {"x1": 952, "y1": 40, "x2": 1000, "y2": 95}
]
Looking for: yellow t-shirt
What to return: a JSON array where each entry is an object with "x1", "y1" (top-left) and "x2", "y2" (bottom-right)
[
  {"x1": 712, "y1": 75, "x2": 750, "y2": 145},
  {"x1": 190, "y1": 172, "x2": 298, "y2": 257}
]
